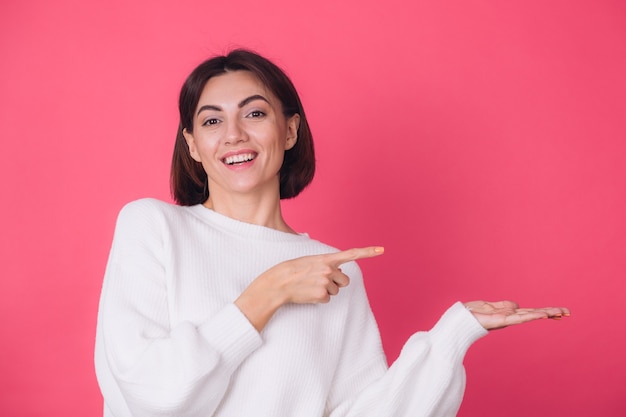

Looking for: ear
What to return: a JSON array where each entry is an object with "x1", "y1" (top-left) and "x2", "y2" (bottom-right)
[
  {"x1": 285, "y1": 114, "x2": 300, "y2": 151},
  {"x1": 182, "y1": 128, "x2": 202, "y2": 162}
]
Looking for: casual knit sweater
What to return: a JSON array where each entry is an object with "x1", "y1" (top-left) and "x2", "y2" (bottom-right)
[{"x1": 95, "y1": 198, "x2": 487, "y2": 417}]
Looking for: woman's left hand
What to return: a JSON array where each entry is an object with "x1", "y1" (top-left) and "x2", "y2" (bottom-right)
[{"x1": 464, "y1": 300, "x2": 570, "y2": 330}]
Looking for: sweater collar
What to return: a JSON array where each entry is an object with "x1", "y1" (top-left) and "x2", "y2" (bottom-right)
[{"x1": 187, "y1": 204, "x2": 310, "y2": 243}]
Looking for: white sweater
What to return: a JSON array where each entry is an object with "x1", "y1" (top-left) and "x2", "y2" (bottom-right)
[{"x1": 95, "y1": 198, "x2": 487, "y2": 417}]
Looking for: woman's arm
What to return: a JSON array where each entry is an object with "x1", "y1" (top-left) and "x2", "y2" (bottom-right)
[
  {"x1": 95, "y1": 201, "x2": 262, "y2": 417},
  {"x1": 325, "y1": 267, "x2": 569, "y2": 417},
  {"x1": 324, "y1": 266, "x2": 487, "y2": 417}
]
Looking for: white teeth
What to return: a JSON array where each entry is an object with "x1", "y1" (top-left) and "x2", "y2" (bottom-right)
[{"x1": 224, "y1": 153, "x2": 255, "y2": 165}]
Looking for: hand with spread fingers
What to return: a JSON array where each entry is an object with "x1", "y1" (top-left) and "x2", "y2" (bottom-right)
[{"x1": 463, "y1": 300, "x2": 571, "y2": 330}]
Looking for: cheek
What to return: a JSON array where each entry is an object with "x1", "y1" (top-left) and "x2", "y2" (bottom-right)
[{"x1": 196, "y1": 136, "x2": 220, "y2": 154}]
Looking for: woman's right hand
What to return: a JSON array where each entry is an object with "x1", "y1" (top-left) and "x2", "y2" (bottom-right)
[{"x1": 235, "y1": 246, "x2": 384, "y2": 332}]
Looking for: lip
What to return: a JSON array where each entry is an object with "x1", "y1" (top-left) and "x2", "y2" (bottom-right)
[{"x1": 220, "y1": 149, "x2": 258, "y2": 168}]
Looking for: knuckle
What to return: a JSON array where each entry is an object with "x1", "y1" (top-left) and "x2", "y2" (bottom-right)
[
  {"x1": 315, "y1": 289, "x2": 330, "y2": 303},
  {"x1": 321, "y1": 265, "x2": 334, "y2": 275},
  {"x1": 315, "y1": 287, "x2": 328, "y2": 298},
  {"x1": 316, "y1": 276, "x2": 331, "y2": 286}
]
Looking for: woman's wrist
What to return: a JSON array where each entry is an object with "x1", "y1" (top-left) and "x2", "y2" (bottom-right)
[{"x1": 235, "y1": 274, "x2": 285, "y2": 332}]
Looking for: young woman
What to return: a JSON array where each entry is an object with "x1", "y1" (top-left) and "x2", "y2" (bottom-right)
[{"x1": 95, "y1": 49, "x2": 569, "y2": 417}]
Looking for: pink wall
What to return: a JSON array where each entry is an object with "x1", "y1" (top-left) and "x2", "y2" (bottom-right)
[{"x1": 1, "y1": 0, "x2": 624, "y2": 415}]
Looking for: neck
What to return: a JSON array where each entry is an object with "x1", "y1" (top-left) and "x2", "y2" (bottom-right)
[{"x1": 203, "y1": 190, "x2": 295, "y2": 234}]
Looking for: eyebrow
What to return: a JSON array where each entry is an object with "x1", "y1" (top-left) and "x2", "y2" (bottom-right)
[{"x1": 196, "y1": 94, "x2": 270, "y2": 116}]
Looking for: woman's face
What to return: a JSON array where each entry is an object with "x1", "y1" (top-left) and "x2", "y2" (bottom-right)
[{"x1": 183, "y1": 70, "x2": 299, "y2": 200}]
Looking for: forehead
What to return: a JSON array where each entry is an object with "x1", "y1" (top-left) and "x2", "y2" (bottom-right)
[{"x1": 198, "y1": 70, "x2": 274, "y2": 105}]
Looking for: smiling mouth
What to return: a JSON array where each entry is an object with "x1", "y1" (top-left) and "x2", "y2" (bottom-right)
[{"x1": 223, "y1": 152, "x2": 257, "y2": 165}]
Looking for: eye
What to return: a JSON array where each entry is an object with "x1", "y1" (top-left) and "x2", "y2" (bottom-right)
[
  {"x1": 202, "y1": 118, "x2": 220, "y2": 126},
  {"x1": 247, "y1": 110, "x2": 265, "y2": 118}
]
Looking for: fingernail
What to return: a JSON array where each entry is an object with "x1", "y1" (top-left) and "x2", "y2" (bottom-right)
[{"x1": 374, "y1": 247, "x2": 385, "y2": 253}]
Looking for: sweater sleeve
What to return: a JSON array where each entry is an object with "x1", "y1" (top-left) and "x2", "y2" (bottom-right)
[
  {"x1": 326, "y1": 267, "x2": 488, "y2": 417},
  {"x1": 95, "y1": 200, "x2": 263, "y2": 417}
]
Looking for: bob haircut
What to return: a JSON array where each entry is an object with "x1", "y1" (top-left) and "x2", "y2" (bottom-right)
[{"x1": 171, "y1": 49, "x2": 315, "y2": 205}]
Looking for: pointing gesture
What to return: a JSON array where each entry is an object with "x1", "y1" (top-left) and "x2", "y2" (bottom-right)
[
  {"x1": 323, "y1": 246, "x2": 385, "y2": 268},
  {"x1": 235, "y1": 246, "x2": 384, "y2": 332},
  {"x1": 267, "y1": 246, "x2": 384, "y2": 304}
]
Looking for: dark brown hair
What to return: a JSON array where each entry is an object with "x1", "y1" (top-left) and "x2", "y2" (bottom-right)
[{"x1": 170, "y1": 49, "x2": 315, "y2": 205}]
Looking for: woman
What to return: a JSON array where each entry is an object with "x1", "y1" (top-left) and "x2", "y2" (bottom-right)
[{"x1": 95, "y1": 49, "x2": 569, "y2": 417}]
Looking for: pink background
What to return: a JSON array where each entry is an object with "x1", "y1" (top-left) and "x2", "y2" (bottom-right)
[{"x1": 1, "y1": 0, "x2": 625, "y2": 415}]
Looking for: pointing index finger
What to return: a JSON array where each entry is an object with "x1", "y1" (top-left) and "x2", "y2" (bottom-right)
[{"x1": 326, "y1": 246, "x2": 385, "y2": 267}]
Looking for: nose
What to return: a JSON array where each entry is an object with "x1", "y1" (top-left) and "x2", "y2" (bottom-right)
[{"x1": 224, "y1": 119, "x2": 248, "y2": 145}]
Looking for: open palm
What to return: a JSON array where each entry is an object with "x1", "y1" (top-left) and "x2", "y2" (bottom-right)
[{"x1": 464, "y1": 300, "x2": 570, "y2": 330}]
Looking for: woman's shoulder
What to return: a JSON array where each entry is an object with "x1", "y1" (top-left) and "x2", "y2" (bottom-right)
[
  {"x1": 116, "y1": 198, "x2": 188, "y2": 226},
  {"x1": 120, "y1": 198, "x2": 180, "y2": 216},
  {"x1": 111, "y1": 199, "x2": 198, "y2": 244}
]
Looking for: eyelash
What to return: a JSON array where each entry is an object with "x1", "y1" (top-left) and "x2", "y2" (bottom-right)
[
  {"x1": 247, "y1": 110, "x2": 265, "y2": 118},
  {"x1": 201, "y1": 110, "x2": 265, "y2": 126},
  {"x1": 202, "y1": 118, "x2": 220, "y2": 126}
]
